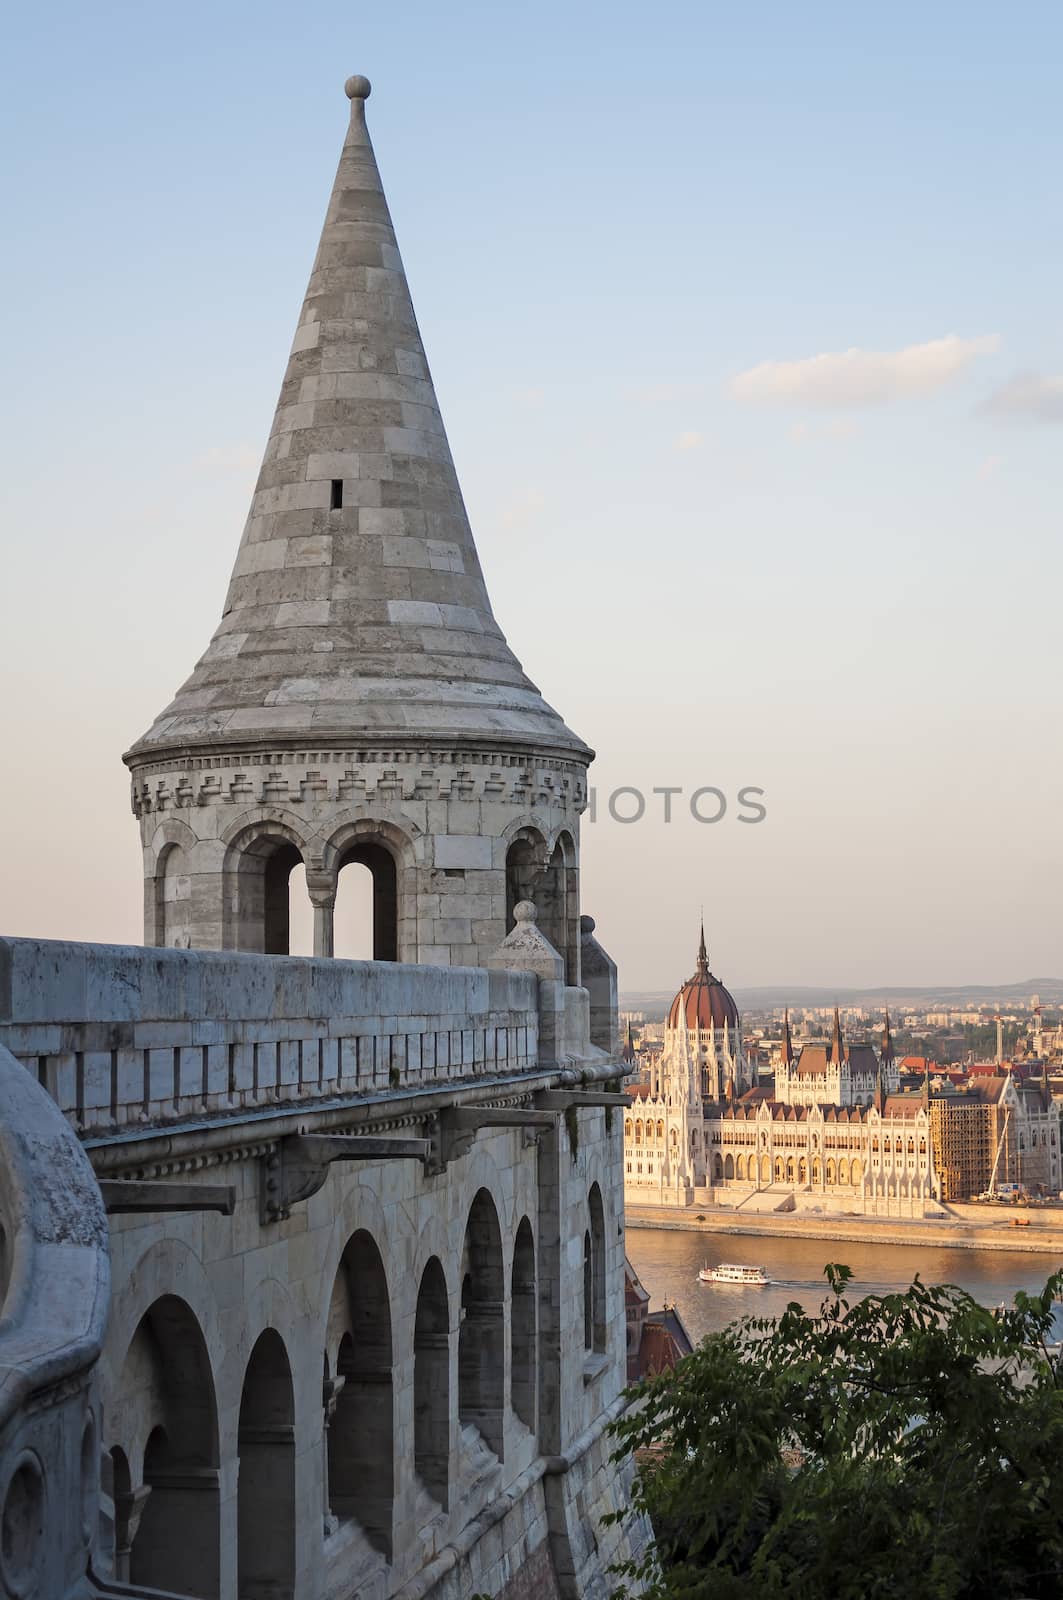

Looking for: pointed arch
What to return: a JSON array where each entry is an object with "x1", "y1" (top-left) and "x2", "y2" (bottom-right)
[
  {"x1": 459, "y1": 1189, "x2": 505, "y2": 1457},
  {"x1": 414, "y1": 1256, "x2": 450, "y2": 1508},
  {"x1": 326, "y1": 1229, "x2": 394, "y2": 1558},
  {"x1": 112, "y1": 1295, "x2": 220, "y2": 1598},
  {"x1": 587, "y1": 1183, "x2": 607, "y2": 1354},
  {"x1": 511, "y1": 1217, "x2": 537, "y2": 1431},
  {"x1": 238, "y1": 1329, "x2": 295, "y2": 1600}
]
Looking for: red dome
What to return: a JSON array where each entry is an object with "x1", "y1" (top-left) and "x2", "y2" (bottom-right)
[{"x1": 666, "y1": 929, "x2": 740, "y2": 1032}]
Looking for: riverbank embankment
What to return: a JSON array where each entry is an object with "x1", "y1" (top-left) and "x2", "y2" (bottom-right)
[{"x1": 624, "y1": 1203, "x2": 1063, "y2": 1256}]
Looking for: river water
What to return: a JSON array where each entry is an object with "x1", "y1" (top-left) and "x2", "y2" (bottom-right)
[{"x1": 626, "y1": 1225, "x2": 1063, "y2": 1345}]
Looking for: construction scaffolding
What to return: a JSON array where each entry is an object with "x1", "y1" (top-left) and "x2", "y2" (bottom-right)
[{"x1": 929, "y1": 1099, "x2": 993, "y2": 1201}]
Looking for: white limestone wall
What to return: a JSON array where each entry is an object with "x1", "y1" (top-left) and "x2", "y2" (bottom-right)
[
  {"x1": 97, "y1": 1103, "x2": 635, "y2": 1600},
  {"x1": 130, "y1": 750, "x2": 587, "y2": 967}
]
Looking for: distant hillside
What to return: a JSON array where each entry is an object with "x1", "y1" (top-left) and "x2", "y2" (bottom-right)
[{"x1": 621, "y1": 978, "x2": 1063, "y2": 1019}]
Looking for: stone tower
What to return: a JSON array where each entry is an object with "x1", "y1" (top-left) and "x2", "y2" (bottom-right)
[{"x1": 125, "y1": 76, "x2": 591, "y2": 976}]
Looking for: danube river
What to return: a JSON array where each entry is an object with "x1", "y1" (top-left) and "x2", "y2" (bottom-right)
[{"x1": 626, "y1": 1225, "x2": 1063, "y2": 1345}]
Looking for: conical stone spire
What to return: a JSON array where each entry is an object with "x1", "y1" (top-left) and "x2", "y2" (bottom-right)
[
  {"x1": 125, "y1": 78, "x2": 593, "y2": 965},
  {"x1": 128, "y1": 75, "x2": 588, "y2": 764}
]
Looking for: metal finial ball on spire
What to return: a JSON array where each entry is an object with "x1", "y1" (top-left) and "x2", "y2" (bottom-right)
[{"x1": 345, "y1": 75, "x2": 372, "y2": 100}]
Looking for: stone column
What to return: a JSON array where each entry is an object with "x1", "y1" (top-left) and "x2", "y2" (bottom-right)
[
  {"x1": 322, "y1": 1374, "x2": 345, "y2": 1535},
  {"x1": 306, "y1": 870, "x2": 336, "y2": 959},
  {"x1": 114, "y1": 1484, "x2": 152, "y2": 1583}
]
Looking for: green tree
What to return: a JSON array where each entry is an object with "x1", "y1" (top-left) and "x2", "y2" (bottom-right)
[{"x1": 608, "y1": 1267, "x2": 1063, "y2": 1599}]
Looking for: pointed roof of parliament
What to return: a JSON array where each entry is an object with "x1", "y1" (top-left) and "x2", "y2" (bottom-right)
[{"x1": 127, "y1": 76, "x2": 590, "y2": 766}]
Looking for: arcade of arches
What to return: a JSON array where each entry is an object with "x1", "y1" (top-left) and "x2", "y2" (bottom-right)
[{"x1": 99, "y1": 1179, "x2": 612, "y2": 1598}]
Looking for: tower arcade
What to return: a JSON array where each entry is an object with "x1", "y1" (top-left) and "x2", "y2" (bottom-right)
[{"x1": 125, "y1": 75, "x2": 589, "y2": 979}]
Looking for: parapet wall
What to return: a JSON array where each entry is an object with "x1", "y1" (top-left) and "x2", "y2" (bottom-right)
[{"x1": 0, "y1": 939, "x2": 541, "y2": 1135}]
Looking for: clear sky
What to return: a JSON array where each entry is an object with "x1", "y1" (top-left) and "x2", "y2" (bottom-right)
[{"x1": 2, "y1": 1, "x2": 1061, "y2": 991}]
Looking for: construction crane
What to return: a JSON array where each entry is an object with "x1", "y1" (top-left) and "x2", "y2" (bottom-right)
[{"x1": 987, "y1": 1105, "x2": 1012, "y2": 1199}]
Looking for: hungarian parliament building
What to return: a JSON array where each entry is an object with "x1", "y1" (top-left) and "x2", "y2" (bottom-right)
[{"x1": 624, "y1": 932, "x2": 1060, "y2": 1217}]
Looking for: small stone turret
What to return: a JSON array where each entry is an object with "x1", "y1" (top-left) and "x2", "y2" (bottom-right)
[{"x1": 125, "y1": 77, "x2": 591, "y2": 973}]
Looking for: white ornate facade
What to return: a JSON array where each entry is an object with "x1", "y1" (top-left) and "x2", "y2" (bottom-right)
[{"x1": 624, "y1": 954, "x2": 940, "y2": 1217}]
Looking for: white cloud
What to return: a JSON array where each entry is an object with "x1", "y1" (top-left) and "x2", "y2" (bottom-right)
[
  {"x1": 675, "y1": 430, "x2": 703, "y2": 450},
  {"x1": 976, "y1": 453, "x2": 1004, "y2": 481},
  {"x1": 731, "y1": 334, "x2": 1000, "y2": 410},
  {"x1": 511, "y1": 386, "x2": 545, "y2": 407},
  {"x1": 981, "y1": 371, "x2": 1063, "y2": 423}
]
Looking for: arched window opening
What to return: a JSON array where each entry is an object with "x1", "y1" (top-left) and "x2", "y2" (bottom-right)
[
  {"x1": 583, "y1": 1233, "x2": 593, "y2": 1350},
  {"x1": 505, "y1": 832, "x2": 578, "y2": 985},
  {"x1": 511, "y1": 1218, "x2": 536, "y2": 1430},
  {"x1": 735, "y1": 1155, "x2": 745, "y2": 1181},
  {"x1": 714, "y1": 1154, "x2": 724, "y2": 1181},
  {"x1": 115, "y1": 1296, "x2": 220, "y2": 1598},
  {"x1": 335, "y1": 843, "x2": 397, "y2": 961},
  {"x1": 724, "y1": 1154, "x2": 735, "y2": 1180},
  {"x1": 327, "y1": 1231, "x2": 394, "y2": 1558},
  {"x1": 238, "y1": 1329, "x2": 295, "y2": 1600},
  {"x1": 851, "y1": 1159, "x2": 862, "y2": 1184},
  {"x1": 154, "y1": 843, "x2": 191, "y2": 949},
  {"x1": 798, "y1": 1157, "x2": 807, "y2": 1183},
  {"x1": 228, "y1": 833, "x2": 306, "y2": 954},
  {"x1": 657, "y1": 1119, "x2": 665, "y2": 1140},
  {"x1": 760, "y1": 1154, "x2": 770, "y2": 1184},
  {"x1": 459, "y1": 1190, "x2": 505, "y2": 1458},
  {"x1": 786, "y1": 1158, "x2": 795, "y2": 1184},
  {"x1": 826, "y1": 1159, "x2": 836, "y2": 1185},
  {"x1": 414, "y1": 1257, "x2": 450, "y2": 1509},
  {"x1": 588, "y1": 1183, "x2": 607, "y2": 1355}
]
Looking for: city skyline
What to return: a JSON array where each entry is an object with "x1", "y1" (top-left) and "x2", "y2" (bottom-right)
[{"x1": 3, "y1": 2, "x2": 1062, "y2": 988}]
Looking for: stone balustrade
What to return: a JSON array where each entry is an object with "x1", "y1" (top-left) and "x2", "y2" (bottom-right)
[{"x1": 0, "y1": 938, "x2": 542, "y2": 1138}]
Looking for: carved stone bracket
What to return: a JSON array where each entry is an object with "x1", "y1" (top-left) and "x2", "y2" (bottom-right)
[
  {"x1": 261, "y1": 1133, "x2": 431, "y2": 1222},
  {"x1": 99, "y1": 1180, "x2": 236, "y2": 1215},
  {"x1": 425, "y1": 1105, "x2": 557, "y2": 1176}
]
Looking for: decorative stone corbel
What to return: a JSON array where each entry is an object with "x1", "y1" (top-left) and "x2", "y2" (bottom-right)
[
  {"x1": 426, "y1": 1104, "x2": 557, "y2": 1175},
  {"x1": 261, "y1": 1132, "x2": 431, "y2": 1222}
]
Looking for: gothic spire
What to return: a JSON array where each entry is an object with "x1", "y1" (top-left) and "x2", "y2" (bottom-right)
[
  {"x1": 782, "y1": 1009, "x2": 795, "y2": 1068},
  {"x1": 127, "y1": 76, "x2": 589, "y2": 766},
  {"x1": 697, "y1": 919, "x2": 708, "y2": 971},
  {"x1": 831, "y1": 1006, "x2": 845, "y2": 1067},
  {"x1": 881, "y1": 1007, "x2": 895, "y2": 1064}
]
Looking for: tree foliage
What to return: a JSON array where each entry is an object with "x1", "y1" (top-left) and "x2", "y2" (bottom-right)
[{"x1": 608, "y1": 1266, "x2": 1063, "y2": 1599}]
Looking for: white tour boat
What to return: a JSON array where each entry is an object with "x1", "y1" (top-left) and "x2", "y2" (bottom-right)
[{"x1": 699, "y1": 1263, "x2": 770, "y2": 1286}]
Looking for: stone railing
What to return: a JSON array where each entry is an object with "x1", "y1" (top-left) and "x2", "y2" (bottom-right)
[
  {"x1": 0, "y1": 1041, "x2": 110, "y2": 1600},
  {"x1": 0, "y1": 939, "x2": 540, "y2": 1138}
]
